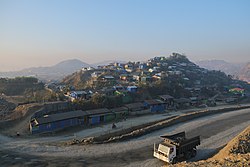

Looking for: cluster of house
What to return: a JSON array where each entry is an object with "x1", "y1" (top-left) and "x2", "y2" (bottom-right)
[
  {"x1": 45, "y1": 54, "x2": 210, "y2": 103},
  {"x1": 29, "y1": 95, "x2": 179, "y2": 134},
  {"x1": 63, "y1": 85, "x2": 138, "y2": 102},
  {"x1": 62, "y1": 54, "x2": 207, "y2": 100},
  {"x1": 29, "y1": 91, "x2": 217, "y2": 134},
  {"x1": 29, "y1": 84, "x2": 248, "y2": 135},
  {"x1": 25, "y1": 53, "x2": 250, "y2": 134},
  {"x1": 88, "y1": 55, "x2": 203, "y2": 84}
]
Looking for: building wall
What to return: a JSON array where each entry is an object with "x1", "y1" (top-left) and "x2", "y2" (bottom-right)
[
  {"x1": 129, "y1": 109, "x2": 150, "y2": 116},
  {"x1": 31, "y1": 118, "x2": 80, "y2": 134},
  {"x1": 89, "y1": 115, "x2": 100, "y2": 125},
  {"x1": 114, "y1": 110, "x2": 129, "y2": 120},
  {"x1": 31, "y1": 109, "x2": 128, "y2": 134},
  {"x1": 104, "y1": 113, "x2": 116, "y2": 122},
  {"x1": 150, "y1": 104, "x2": 166, "y2": 112}
]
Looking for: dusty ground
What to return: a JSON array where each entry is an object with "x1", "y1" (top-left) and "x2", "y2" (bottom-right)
[{"x1": 0, "y1": 106, "x2": 250, "y2": 166}]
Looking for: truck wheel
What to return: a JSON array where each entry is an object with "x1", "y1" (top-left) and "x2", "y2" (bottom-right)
[
  {"x1": 172, "y1": 158, "x2": 177, "y2": 164},
  {"x1": 185, "y1": 152, "x2": 191, "y2": 159},
  {"x1": 191, "y1": 149, "x2": 197, "y2": 157}
]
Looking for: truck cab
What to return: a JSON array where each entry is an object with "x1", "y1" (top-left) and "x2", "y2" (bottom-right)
[
  {"x1": 154, "y1": 131, "x2": 200, "y2": 164},
  {"x1": 154, "y1": 143, "x2": 176, "y2": 163}
]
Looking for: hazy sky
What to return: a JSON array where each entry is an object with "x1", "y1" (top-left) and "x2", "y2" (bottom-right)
[{"x1": 0, "y1": 0, "x2": 250, "y2": 71}]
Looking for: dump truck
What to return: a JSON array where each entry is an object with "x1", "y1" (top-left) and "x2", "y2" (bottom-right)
[{"x1": 153, "y1": 131, "x2": 200, "y2": 164}]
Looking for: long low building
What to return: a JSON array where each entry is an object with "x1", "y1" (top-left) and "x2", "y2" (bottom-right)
[
  {"x1": 85, "y1": 108, "x2": 115, "y2": 125},
  {"x1": 30, "y1": 110, "x2": 88, "y2": 134},
  {"x1": 144, "y1": 99, "x2": 166, "y2": 112},
  {"x1": 30, "y1": 100, "x2": 166, "y2": 134},
  {"x1": 30, "y1": 108, "x2": 114, "y2": 134}
]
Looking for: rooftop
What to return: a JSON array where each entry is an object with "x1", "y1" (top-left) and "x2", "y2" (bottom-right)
[
  {"x1": 144, "y1": 99, "x2": 165, "y2": 105},
  {"x1": 35, "y1": 110, "x2": 88, "y2": 125}
]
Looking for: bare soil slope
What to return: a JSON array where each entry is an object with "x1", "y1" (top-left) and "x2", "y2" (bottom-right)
[
  {"x1": 169, "y1": 126, "x2": 250, "y2": 167},
  {"x1": 0, "y1": 103, "x2": 43, "y2": 136}
]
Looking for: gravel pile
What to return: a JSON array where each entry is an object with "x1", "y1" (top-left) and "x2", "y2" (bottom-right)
[{"x1": 229, "y1": 130, "x2": 250, "y2": 154}]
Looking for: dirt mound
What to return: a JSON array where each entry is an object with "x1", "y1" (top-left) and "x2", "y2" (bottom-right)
[
  {"x1": 4, "y1": 103, "x2": 43, "y2": 120},
  {"x1": 168, "y1": 125, "x2": 250, "y2": 167},
  {"x1": 0, "y1": 103, "x2": 43, "y2": 136},
  {"x1": 212, "y1": 126, "x2": 250, "y2": 160}
]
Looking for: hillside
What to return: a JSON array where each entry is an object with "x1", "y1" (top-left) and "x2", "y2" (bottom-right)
[
  {"x1": 0, "y1": 77, "x2": 44, "y2": 96},
  {"x1": 196, "y1": 60, "x2": 243, "y2": 75},
  {"x1": 61, "y1": 53, "x2": 248, "y2": 96},
  {"x1": 197, "y1": 60, "x2": 250, "y2": 83},
  {"x1": 238, "y1": 62, "x2": 250, "y2": 82},
  {"x1": 0, "y1": 103, "x2": 44, "y2": 136},
  {"x1": 0, "y1": 59, "x2": 90, "y2": 82},
  {"x1": 62, "y1": 70, "x2": 93, "y2": 89}
]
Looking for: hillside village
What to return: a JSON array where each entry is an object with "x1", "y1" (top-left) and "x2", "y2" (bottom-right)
[
  {"x1": 49, "y1": 53, "x2": 249, "y2": 105},
  {"x1": 1, "y1": 1, "x2": 250, "y2": 166},
  {"x1": 1, "y1": 53, "x2": 250, "y2": 166},
  {"x1": 1, "y1": 53, "x2": 250, "y2": 134},
  {"x1": 24, "y1": 53, "x2": 250, "y2": 134}
]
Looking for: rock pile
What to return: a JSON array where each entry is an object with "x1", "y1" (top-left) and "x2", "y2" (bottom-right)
[{"x1": 230, "y1": 131, "x2": 250, "y2": 154}]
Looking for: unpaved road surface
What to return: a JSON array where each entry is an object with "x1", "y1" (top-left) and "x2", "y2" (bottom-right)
[{"x1": 1, "y1": 108, "x2": 250, "y2": 167}]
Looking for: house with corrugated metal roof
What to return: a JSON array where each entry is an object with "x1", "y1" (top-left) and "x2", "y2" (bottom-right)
[
  {"x1": 144, "y1": 99, "x2": 166, "y2": 112},
  {"x1": 111, "y1": 107, "x2": 129, "y2": 120},
  {"x1": 124, "y1": 102, "x2": 144, "y2": 112},
  {"x1": 85, "y1": 108, "x2": 115, "y2": 125},
  {"x1": 30, "y1": 110, "x2": 88, "y2": 134},
  {"x1": 159, "y1": 95, "x2": 175, "y2": 108},
  {"x1": 30, "y1": 108, "x2": 116, "y2": 134},
  {"x1": 124, "y1": 102, "x2": 149, "y2": 115},
  {"x1": 127, "y1": 86, "x2": 138, "y2": 93}
]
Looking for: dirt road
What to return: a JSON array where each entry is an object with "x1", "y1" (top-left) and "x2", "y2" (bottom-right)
[{"x1": 1, "y1": 107, "x2": 250, "y2": 167}]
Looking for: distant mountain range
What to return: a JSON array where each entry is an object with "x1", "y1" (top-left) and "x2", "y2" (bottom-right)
[
  {"x1": 196, "y1": 60, "x2": 243, "y2": 75},
  {"x1": 196, "y1": 60, "x2": 250, "y2": 82},
  {"x1": 238, "y1": 62, "x2": 250, "y2": 82},
  {"x1": 0, "y1": 59, "x2": 90, "y2": 82},
  {"x1": 1, "y1": 58, "x2": 250, "y2": 83},
  {"x1": 0, "y1": 59, "x2": 127, "y2": 82}
]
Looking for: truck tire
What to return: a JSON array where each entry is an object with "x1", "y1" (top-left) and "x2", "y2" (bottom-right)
[
  {"x1": 191, "y1": 149, "x2": 197, "y2": 157},
  {"x1": 184, "y1": 151, "x2": 192, "y2": 159},
  {"x1": 172, "y1": 157, "x2": 177, "y2": 164}
]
